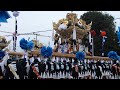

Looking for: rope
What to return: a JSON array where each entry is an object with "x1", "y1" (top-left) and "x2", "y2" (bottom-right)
[
  {"x1": 32, "y1": 65, "x2": 41, "y2": 79},
  {"x1": 0, "y1": 30, "x2": 13, "y2": 34}
]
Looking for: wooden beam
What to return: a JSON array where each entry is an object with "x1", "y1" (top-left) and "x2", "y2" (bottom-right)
[
  {"x1": 7, "y1": 50, "x2": 111, "y2": 61},
  {"x1": 8, "y1": 51, "x2": 24, "y2": 56}
]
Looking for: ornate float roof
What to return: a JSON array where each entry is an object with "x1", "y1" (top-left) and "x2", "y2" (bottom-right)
[{"x1": 53, "y1": 12, "x2": 92, "y2": 39}]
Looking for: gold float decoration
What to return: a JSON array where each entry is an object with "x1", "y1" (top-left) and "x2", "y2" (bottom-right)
[
  {"x1": 0, "y1": 36, "x2": 11, "y2": 50},
  {"x1": 32, "y1": 40, "x2": 43, "y2": 50},
  {"x1": 53, "y1": 12, "x2": 92, "y2": 39}
]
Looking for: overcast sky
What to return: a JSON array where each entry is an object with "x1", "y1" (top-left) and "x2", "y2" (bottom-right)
[{"x1": 0, "y1": 11, "x2": 120, "y2": 51}]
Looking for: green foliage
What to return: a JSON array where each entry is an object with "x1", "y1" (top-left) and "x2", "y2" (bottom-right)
[{"x1": 80, "y1": 11, "x2": 120, "y2": 56}]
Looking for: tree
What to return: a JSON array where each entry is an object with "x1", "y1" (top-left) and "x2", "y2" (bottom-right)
[{"x1": 80, "y1": 11, "x2": 120, "y2": 56}]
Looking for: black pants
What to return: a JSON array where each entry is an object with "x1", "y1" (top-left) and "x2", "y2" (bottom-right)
[
  {"x1": 96, "y1": 72, "x2": 102, "y2": 79},
  {"x1": 54, "y1": 40, "x2": 59, "y2": 45},
  {"x1": 51, "y1": 70, "x2": 54, "y2": 76},
  {"x1": 18, "y1": 74, "x2": 24, "y2": 79},
  {"x1": 55, "y1": 69, "x2": 60, "y2": 77},
  {"x1": 28, "y1": 72, "x2": 37, "y2": 79},
  {"x1": 102, "y1": 68, "x2": 105, "y2": 73},
  {"x1": 82, "y1": 69, "x2": 86, "y2": 74},
  {"x1": 60, "y1": 69, "x2": 64, "y2": 75},
  {"x1": 72, "y1": 72, "x2": 79, "y2": 79},
  {"x1": 48, "y1": 69, "x2": 51, "y2": 75},
  {"x1": 90, "y1": 69, "x2": 94, "y2": 75},
  {"x1": 4, "y1": 67, "x2": 15, "y2": 79},
  {"x1": 87, "y1": 68, "x2": 91, "y2": 72},
  {"x1": 112, "y1": 71, "x2": 116, "y2": 78},
  {"x1": 56, "y1": 69, "x2": 60, "y2": 74},
  {"x1": 72, "y1": 39, "x2": 76, "y2": 45},
  {"x1": 5, "y1": 72, "x2": 14, "y2": 79}
]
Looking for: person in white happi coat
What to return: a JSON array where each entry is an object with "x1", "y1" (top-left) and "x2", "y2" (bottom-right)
[
  {"x1": 0, "y1": 51, "x2": 9, "y2": 76},
  {"x1": 0, "y1": 48, "x2": 10, "y2": 79}
]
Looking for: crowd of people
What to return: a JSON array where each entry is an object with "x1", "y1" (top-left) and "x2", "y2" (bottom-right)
[{"x1": 0, "y1": 52, "x2": 120, "y2": 79}]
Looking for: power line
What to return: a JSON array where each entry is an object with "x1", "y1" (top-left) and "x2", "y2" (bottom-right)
[
  {"x1": 4, "y1": 33, "x2": 51, "y2": 38},
  {"x1": 27, "y1": 30, "x2": 52, "y2": 34},
  {"x1": 0, "y1": 29, "x2": 52, "y2": 34},
  {"x1": 0, "y1": 30, "x2": 13, "y2": 34}
]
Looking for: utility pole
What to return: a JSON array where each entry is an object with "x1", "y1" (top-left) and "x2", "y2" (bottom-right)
[{"x1": 13, "y1": 11, "x2": 19, "y2": 52}]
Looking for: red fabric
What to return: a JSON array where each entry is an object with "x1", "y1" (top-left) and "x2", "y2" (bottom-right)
[
  {"x1": 101, "y1": 31, "x2": 106, "y2": 36},
  {"x1": 90, "y1": 30, "x2": 96, "y2": 36}
]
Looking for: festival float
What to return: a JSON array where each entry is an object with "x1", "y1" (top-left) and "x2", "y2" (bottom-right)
[
  {"x1": 51, "y1": 12, "x2": 111, "y2": 60},
  {"x1": 1, "y1": 11, "x2": 119, "y2": 80},
  {"x1": 0, "y1": 11, "x2": 111, "y2": 61},
  {"x1": 53, "y1": 12, "x2": 91, "y2": 53}
]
